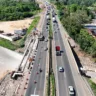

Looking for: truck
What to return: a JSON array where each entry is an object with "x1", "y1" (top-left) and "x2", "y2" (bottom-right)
[{"x1": 55, "y1": 46, "x2": 61, "y2": 56}]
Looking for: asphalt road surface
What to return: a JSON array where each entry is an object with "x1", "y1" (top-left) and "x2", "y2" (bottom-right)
[
  {"x1": 25, "y1": 13, "x2": 49, "y2": 96},
  {"x1": 52, "y1": 13, "x2": 76, "y2": 96}
]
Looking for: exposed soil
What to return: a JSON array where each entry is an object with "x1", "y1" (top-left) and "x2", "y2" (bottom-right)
[{"x1": 0, "y1": 18, "x2": 33, "y2": 34}]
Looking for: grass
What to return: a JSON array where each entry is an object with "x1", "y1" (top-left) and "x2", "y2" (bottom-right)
[
  {"x1": 46, "y1": 76, "x2": 50, "y2": 96},
  {"x1": 0, "y1": 38, "x2": 17, "y2": 50},
  {"x1": 26, "y1": 16, "x2": 40, "y2": 35},
  {"x1": 49, "y1": 16, "x2": 53, "y2": 39},
  {"x1": 33, "y1": 9, "x2": 43, "y2": 15},
  {"x1": 49, "y1": 24, "x2": 53, "y2": 38},
  {"x1": 88, "y1": 79, "x2": 96, "y2": 96},
  {"x1": 50, "y1": 74, "x2": 56, "y2": 96},
  {"x1": 15, "y1": 16, "x2": 40, "y2": 47}
]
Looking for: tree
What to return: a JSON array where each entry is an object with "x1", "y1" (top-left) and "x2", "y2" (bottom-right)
[
  {"x1": 90, "y1": 41, "x2": 96, "y2": 57},
  {"x1": 77, "y1": 29, "x2": 95, "y2": 52}
]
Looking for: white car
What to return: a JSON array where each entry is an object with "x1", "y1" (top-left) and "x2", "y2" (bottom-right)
[
  {"x1": 44, "y1": 47, "x2": 48, "y2": 51},
  {"x1": 59, "y1": 67, "x2": 64, "y2": 72},
  {"x1": 68, "y1": 86, "x2": 75, "y2": 96}
]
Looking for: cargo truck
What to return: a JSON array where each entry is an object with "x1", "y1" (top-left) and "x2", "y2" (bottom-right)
[{"x1": 55, "y1": 46, "x2": 61, "y2": 56}]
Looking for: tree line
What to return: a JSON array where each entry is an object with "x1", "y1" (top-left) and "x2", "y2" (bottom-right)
[
  {"x1": 0, "y1": 0, "x2": 40, "y2": 21},
  {"x1": 55, "y1": 2, "x2": 96, "y2": 58},
  {"x1": 54, "y1": 0, "x2": 96, "y2": 6}
]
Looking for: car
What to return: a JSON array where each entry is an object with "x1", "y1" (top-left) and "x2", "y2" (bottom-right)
[
  {"x1": 34, "y1": 80, "x2": 37, "y2": 84},
  {"x1": 44, "y1": 47, "x2": 48, "y2": 51},
  {"x1": 39, "y1": 68, "x2": 42, "y2": 72},
  {"x1": 68, "y1": 86, "x2": 75, "y2": 96},
  {"x1": 59, "y1": 67, "x2": 64, "y2": 72}
]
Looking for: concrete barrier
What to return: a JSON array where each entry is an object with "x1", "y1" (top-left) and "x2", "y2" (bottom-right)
[{"x1": 0, "y1": 34, "x2": 12, "y2": 41}]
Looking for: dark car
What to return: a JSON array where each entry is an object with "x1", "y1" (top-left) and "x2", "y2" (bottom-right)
[{"x1": 39, "y1": 68, "x2": 42, "y2": 72}]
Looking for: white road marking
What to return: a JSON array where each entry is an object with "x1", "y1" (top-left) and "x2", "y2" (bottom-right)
[{"x1": 34, "y1": 87, "x2": 36, "y2": 95}]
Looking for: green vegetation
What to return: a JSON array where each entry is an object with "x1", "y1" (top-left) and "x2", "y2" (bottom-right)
[
  {"x1": 49, "y1": 23, "x2": 53, "y2": 39},
  {"x1": 53, "y1": 0, "x2": 96, "y2": 6},
  {"x1": 46, "y1": 76, "x2": 50, "y2": 96},
  {"x1": 0, "y1": 38, "x2": 17, "y2": 50},
  {"x1": 26, "y1": 16, "x2": 40, "y2": 35},
  {"x1": 49, "y1": 16, "x2": 53, "y2": 39},
  {"x1": 15, "y1": 16, "x2": 40, "y2": 48},
  {"x1": 88, "y1": 79, "x2": 96, "y2": 95},
  {"x1": 0, "y1": 0, "x2": 40, "y2": 21},
  {"x1": 50, "y1": 74, "x2": 56, "y2": 96},
  {"x1": 54, "y1": 2, "x2": 96, "y2": 58}
]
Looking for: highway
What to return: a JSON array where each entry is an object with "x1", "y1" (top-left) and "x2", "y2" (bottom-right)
[
  {"x1": 25, "y1": 1, "x2": 93, "y2": 96},
  {"x1": 25, "y1": 12, "x2": 49, "y2": 96},
  {"x1": 52, "y1": 12, "x2": 76, "y2": 96},
  {"x1": 51, "y1": 5, "x2": 93, "y2": 95}
]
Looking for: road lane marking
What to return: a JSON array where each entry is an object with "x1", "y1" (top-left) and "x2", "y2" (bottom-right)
[
  {"x1": 52, "y1": 22, "x2": 60, "y2": 96},
  {"x1": 53, "y1": 17, "x2": 69, "y2": 96},
  {"x1": 34, "y1": 88, "x2": 36, "y2": 95}
]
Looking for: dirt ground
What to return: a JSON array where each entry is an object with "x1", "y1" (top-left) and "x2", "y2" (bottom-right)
[{"x1": 0, "y1": 18, "x2": 33, "y2": 34}]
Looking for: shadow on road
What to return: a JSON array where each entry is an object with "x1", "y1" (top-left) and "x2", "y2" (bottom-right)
[{"x1": 69, "y1": 43, "x2": 91, "y2": 78}]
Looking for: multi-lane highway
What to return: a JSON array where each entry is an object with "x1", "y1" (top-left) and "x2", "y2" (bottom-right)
[
  {"x1": 51, "y1": 6, "x2": 93, "y2": 96},
  {"x1": 25, "y1": 1, "x2": 93, "y2": 96},
  {"x1": 52, "y1": 11, "x2": 76, "y2": 96},
  {"x1": 25, "y1": 12, "x2": 49, "y2": 96}
]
